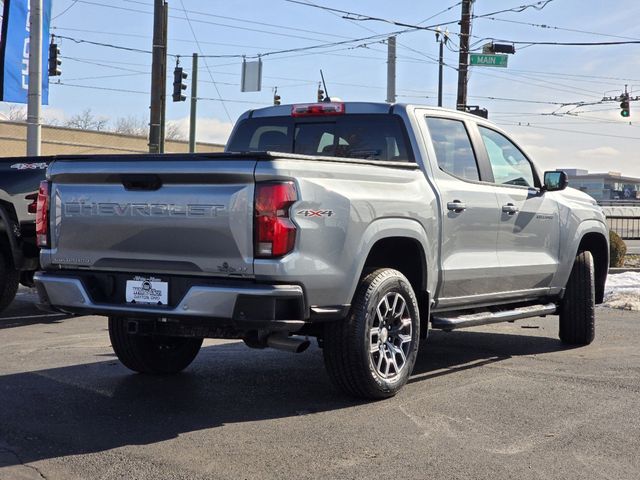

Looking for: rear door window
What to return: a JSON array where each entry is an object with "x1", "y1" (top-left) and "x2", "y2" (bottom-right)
[{"x1": 425, "y1": 117, "x2": 480, "y2": 181}]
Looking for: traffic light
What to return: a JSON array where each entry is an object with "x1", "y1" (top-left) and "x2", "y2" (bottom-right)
[
  {"x1": 48, "y1": 43, "x2": 61, "y2": 77},
  {"x1": 273, "y1": 88, "x2": 281, "y2": 105},
  {"x1": 172, "y1": 66, "x2": 188, "y2": 102},
  {"x1": 620, "y1": 94, "x2": 630, "y2": 118},
  {"x1": 317, "y1": 86, "x2": 324, "y2": 102}
]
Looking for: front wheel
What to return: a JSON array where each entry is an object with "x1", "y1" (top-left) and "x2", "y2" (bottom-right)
[
  {"x1": 108, "y1": 317, "x2": 203, "y2": 374},
  {"x1": 559, "y1": 251, "x2": 595, "y2": 345},
  {"x1": 323, "y1": 269, "x2": 420, "y2": 399}
]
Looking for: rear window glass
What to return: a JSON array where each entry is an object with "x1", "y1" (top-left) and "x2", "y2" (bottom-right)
[{"x1": 227, "y1": 114, "x2": 413, "y2": 162}]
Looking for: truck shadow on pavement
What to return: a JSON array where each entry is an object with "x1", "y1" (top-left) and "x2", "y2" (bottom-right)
[
  {"x1": 0, "y1": 291, "x2": 70, "y2": 330},
  {"x1": 0, "y1": 329, "x2": 573, "y2": 468}
]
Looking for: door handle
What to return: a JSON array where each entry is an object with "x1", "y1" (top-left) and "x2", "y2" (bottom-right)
[
  {"x1": 447, "y1": 200, "x2": 467, "y2": 213},
  {"x1": 502, "y1": 203, "x2": 519, "y2": 215}
]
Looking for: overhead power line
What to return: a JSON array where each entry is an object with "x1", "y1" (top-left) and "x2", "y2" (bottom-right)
[
  {"x1": 51, "y1": 81, "x2": 269, "y2": 105},
  {"x1": 479, "y1": 38, "x2": 640, "y2": 47},
  {"x1": 53, "y1": 31, "x2": 396, "y2": 60},
  {"x1": 284, "y1": 0, "x2": 556, "y2": 34},
  {"x1": 416, "y1": 1, "x2": 462, "y2": 25},
  {"x1": 54, "y1": 34, "x2": 157, "y2": 55},
  {"x1": 497, "y1": 121, "x2": 640, "y2": 141},
  {"x1": 178, "y1": 0, "x2": 232, "y2": 122},
  {"x1": 52, "y1": 0, "x2": 79, "y2": 20},
  {"x1": 74, "y1": 0, "x2": 358, "y2": 44},
  {"x1": 120, "y1": 0, "x2": 355, "y2": 41},
  {"x1": 475, "y1": 16, "x2": 640, "y2": 42}
]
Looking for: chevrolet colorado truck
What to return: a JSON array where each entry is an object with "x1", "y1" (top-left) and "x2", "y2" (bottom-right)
[
  {"x1": 0, "y1": 158, "x2": 51, "y2": 312},
  {"x1": 33, "y1": 102, "x2": 609, "y2": 399}
]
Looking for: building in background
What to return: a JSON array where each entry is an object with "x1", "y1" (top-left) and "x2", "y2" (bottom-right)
[
  {"x1": 0, "y1": 121, "x2": 224, "y2": 156},
  {"x1": 560, "y1": 168, "x2": 640, "y2": 202}
]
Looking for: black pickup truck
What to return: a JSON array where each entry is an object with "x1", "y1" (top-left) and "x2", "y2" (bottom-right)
[{"x1": 0, "y1": 158, "x2": 50, "y2": 312}]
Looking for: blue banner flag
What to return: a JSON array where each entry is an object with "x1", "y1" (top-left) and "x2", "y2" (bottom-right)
[{"x1": 0, "y1": 0, "x2": 52, "y2": 104}]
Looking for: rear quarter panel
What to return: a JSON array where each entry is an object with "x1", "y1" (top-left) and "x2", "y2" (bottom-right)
[{"x1": 254, "y1": 158, "x2": 439, "y2": 308}]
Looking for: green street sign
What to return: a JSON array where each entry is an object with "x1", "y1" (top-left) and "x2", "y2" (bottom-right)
[{"x1": 470, "y1": 53, "x2": 508, "y2": 68}]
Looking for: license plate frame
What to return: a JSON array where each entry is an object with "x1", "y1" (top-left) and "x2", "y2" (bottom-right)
[{"x1": 125, "y1": 276, "x2": 168, "y2": 305}]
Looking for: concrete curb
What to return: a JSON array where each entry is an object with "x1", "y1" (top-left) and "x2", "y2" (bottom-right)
[{"x1": 609, "y1": 267, "x2": 640, "y2": 274}]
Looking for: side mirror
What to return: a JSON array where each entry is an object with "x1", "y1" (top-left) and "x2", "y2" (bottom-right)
[{"x1": 543, "y1": 171, "x2": 568, "y2": 192}]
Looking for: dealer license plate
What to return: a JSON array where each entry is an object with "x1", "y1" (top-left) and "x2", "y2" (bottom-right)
[{"x1": 125, "y1": 276, "x2": 168, "y2": 305}]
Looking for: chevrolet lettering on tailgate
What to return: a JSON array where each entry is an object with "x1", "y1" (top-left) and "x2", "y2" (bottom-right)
[{"x1": 62, "y1": 202, "x2": 225, "y2": 217}]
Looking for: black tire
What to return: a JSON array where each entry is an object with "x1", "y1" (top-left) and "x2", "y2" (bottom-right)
[
  {"x1": 0, "y1": 248, "x2": 20, "y2": 314},
  {"x1": 559, "y1": 251, "x2": 595, "y2": 345},
  {"x1": 323, "y1": 268, "x2": 420, "y2": 399},
  {"x1": 108, "y1": 317, "x2": 203, "y2": 374}
]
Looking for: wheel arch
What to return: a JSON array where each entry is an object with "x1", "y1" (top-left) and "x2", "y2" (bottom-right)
[
  {"x1": 347, "y1": 218, "x2": 434, "y2": 329},
  {"x1": 578, "y1": 231, "x2": 609, "y2": 304}
]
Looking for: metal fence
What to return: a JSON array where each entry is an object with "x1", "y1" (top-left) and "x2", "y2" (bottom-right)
[
  {"x1": 606, "y1": 216, "x2": 640, "y2": 239},
  {"x1": 601, "y1": 206, "x2": 640, "y2": 239}
]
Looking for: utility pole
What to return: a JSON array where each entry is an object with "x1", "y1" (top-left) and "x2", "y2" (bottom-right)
[
  {"x1": 435, "y1": 28, "x2": 448, "y2": 107},
  {"x1": 386, "y1": 36, "x2": 396, "y2": 104},
  {"x1": 456, "y1": 0, "x2": 473, "y2": 111},
  {"x1": 149, "y1": 0, "x2": 167, "y2": 154},
  {"x1": 27, "y1": 0, "x2": 43, "y2": 157},
  {"x1": 189, "y1": 53, "x2": 198, "y2": 153},
  {"x1": 159, "y1": 1, "x2": 168, "y2": 153}
]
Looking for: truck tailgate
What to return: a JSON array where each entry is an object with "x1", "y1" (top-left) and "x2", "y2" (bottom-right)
[{"x1": 45, "y1": 158, "x2": 256, "y2": 277}]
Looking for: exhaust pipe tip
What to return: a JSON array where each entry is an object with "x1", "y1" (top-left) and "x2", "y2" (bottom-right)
[{"x1": 266, "y1": 334, "x2": 310, "y2": 354}]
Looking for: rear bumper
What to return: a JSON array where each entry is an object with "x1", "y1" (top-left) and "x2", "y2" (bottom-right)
[{"x1": 34, "y1": 271, "x2": 306, "y2": 330}]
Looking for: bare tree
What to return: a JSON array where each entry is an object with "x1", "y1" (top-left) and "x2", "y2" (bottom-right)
[
  {"x1": 165, "y1": 122, "x2": 185, "y2": 141},
  {"x1": 112, "y1": 116, "x2": 184, "y2": 141},
  {"x1": 5, "y1": 105, "x2": 61, "y2": 126},
  {"x1": 113, "y1": 115, "x2": 148, "y2": 137},
  {"x1": 7, "y1": 105, "x2": 27, "y2": 122},
  {"x1": 65, "y1": 108, "x2": 108, "y2": 131}
]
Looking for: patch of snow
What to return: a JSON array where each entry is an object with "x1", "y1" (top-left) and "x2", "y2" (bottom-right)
[{"x1": 602, "y1": 272, "x2": 640, "y2": 311}]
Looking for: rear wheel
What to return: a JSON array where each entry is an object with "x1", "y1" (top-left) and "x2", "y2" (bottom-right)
[
  {"x1": 108, "y1": 317, "x2": 203, "y2": 374},
  {"x1": 323, "y1": 268, "x2": 420, "y2": 399},
  {"x1": 0, "y1": 249, "x2": 19, "y2": 314},
  {"x1": 559, "y1": 251, "x2": 595, "y2": 345}
]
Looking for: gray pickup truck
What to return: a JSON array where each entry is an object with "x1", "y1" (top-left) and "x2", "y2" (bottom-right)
[{"x1": 34, "y1": 102, "x2": 609, "y2": 399}]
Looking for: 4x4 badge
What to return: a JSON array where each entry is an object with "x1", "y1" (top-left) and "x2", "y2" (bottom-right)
[{"x1": 297, "y1": 209, "x2": 334, "y2": 217}]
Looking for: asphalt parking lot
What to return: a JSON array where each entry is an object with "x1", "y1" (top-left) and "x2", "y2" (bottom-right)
[{"x1": 0, "y1": 290, "x2": 639, "y2": 480}]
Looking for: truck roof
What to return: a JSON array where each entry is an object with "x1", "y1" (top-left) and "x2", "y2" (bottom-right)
[{"x1": 245, "y1": 101, "x2": 488, "y2": 123}]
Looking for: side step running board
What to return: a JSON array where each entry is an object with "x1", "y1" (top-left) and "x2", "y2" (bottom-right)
[{"x1": 431, "y1": 303, "x2": 557, "y2": 331}]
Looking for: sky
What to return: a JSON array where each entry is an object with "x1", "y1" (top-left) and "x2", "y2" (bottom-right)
[{"x1": 2, "y1": 0, "x2": 640, "y2": 176}]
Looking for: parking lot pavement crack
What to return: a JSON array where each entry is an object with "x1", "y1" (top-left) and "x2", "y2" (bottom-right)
[{"x1": 0, "y1": 445, "x2": 47, "y2": 479}]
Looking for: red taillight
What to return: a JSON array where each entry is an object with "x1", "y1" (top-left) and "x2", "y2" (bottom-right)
[
  {"x1": 35, "y1": 180, "x2": 50, "y2": 248},
  {"x1": 25, "y1": 192, "x2": 38, "y2": 214},
  {"x1": 254, "y1": 182, "x2": 298, "y2": 258},
  {"x1": 291, "y1": 102, "x2": 345, "y2": 117}
]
